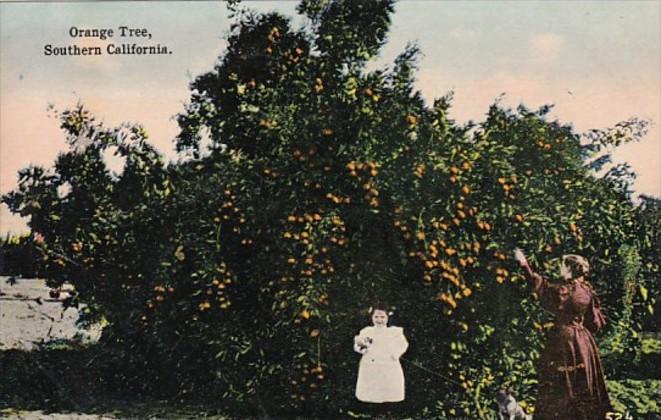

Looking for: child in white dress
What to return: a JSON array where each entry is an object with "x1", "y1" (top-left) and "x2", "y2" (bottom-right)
[{"x1": 354, "y1": 308, "x2": 408, "y2": 403}]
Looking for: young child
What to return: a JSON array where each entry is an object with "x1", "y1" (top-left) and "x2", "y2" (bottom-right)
[{"x1": 354, "y1": 307, "x2": 408, "y2": 403}]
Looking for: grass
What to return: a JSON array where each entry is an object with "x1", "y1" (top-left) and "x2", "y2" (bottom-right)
[
  {"x1": 2, "y1": 333, "x2": 660, "y2": 419},
  {"x1": 0, "y1": 403, "x2": 234, "y2": 419},
  {"x1": 608, "y1": 379, "x2": 660, "y2": 419}
]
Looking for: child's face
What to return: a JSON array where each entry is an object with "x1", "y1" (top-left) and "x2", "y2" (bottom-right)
[{"x1": 371, "y1": 309, "x2": 388, "y2": 326}]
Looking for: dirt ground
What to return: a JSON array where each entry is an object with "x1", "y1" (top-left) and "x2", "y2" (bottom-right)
[
  {"x1": 1, "y1": 406, "x2": 232, "y2": 419},
  {"x1": 1, "y1": 278, "x2": 109, "y2": 418},
  {"x1": 0, "y1": 277, "x2": 102, "y2": 350},
  {"x1": 0, "y1": 409, "x2": 117, "y2": 419}
]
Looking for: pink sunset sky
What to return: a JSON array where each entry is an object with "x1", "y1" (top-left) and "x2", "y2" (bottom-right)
[{"x1": 1, "y1": 1, "x2": 659, "y2": 235}]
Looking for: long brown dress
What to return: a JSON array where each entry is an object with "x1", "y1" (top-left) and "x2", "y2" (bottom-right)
[{"x1": 526, "y1": 269, "x2": 612, "y2": 420}]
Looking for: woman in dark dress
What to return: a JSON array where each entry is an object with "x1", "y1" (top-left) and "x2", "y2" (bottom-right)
[{"x1": 514, "y1": 251, "x2": 612, "y2": 420}]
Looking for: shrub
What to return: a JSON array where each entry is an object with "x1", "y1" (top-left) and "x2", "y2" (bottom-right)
[{"x1": 2, "y1": 1, "x2": 653, "y2": 416}]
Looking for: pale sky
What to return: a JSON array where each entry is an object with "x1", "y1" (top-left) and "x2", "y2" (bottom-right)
[{"x1": 1, "y1": 1, "x2": 659, "y2": 235}]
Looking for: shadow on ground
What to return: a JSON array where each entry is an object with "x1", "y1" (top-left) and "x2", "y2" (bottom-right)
[{"x1": 0, "y1": 345, "x2": 236, "y2": 419}]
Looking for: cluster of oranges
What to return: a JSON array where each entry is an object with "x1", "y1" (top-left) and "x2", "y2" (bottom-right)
[
  {"x1": 214, "y1": 189, "x2": 253, "y2": 246},
  {"x1": 476, "y1": 219, "x2": 492, "y2": 231},
  {"x1": 363, "y1": 87, "x2": 380, "y2": 102},
  {"x1": 406, "y1": 114, "x2": 417, "y2": 126},
  {"x1": 414, "y1": 163, "x2": 426, "y2": 178},
  {"x1": 451, "y1": 201, "x2": 477, "y2": 227},
  {"x1": 146, "y1": 284, "x2": 175, "y2": 310},
  {"x1": 313, "y1": 78, "x2": 323, "y2": 94},
  {"x1": 401, "y1": 194, "x2": 483, "y2": 287},
  {"x1": 536, "y1": 139, "x2": 553, "y2": 151},
  {"x1": 262, "y1": 167, "x2": 279, "y2": 178},
  {"x1": 293, "y1": 308, "x2": 312, "y2": 325},
  {"x1": 197, "y1": 263, "x2": 235, "y2": 312},
  {"x1": 290, "y1": 292, "x2": 330, "y2": 324},
  {"x1": 437, "y1": 278, "x2": 473, "y2": 308},
  {"x1": 281, "y1": 213, "x2": 345, "y2": 328},
  {"x1": 346, "y1": 160, "x2": 381, "y2": 207},
  {"x1": 302, "y1": 179, "x2": 323, "y2": 190},
  {"x1": 264, "y1": 25, "x2": 281, "y2": 56},
  {"x1": 290, "y1": 253, "x2": 336, "y2": 278},
  {"x1": 410, "y1": 226, "x2": 480, "y2": 312},
  {"x1": 293, "y1": 145, "x2": 322, "y2": 163},
  {"x1": 325, "y1": 214, "x2": 348, "y2": 248},
  {"x1": 346, "y1": 160, "x2": 380, "y2": 178},
  {"x1": 533, "y1": 321, "x2": 555, "y2": 332},
  {"x1": 259, "y1": 119, "x2": 275, "y2": 130},
  {"x1": 287, "y1": 213, "x2": 323, "y2": 224},
  {"x1": 448, "y1": 161, "x2": 473, "y2": 184},
  {"x1": 494, "y1": 267, "x2": 509, "y2": 284},
  {"x1": 290, "y1": 150, "x2": 313, "y2": 169},
  {"x1": 569, "y1": 222, "x2": 583, "y2": 242},
  {"x1": 325, "y1": 192, "x2": 350, "y2": 205},
  {"x1": 457, "y1": 372, "x2": 475, "y2": 390},
  {"x1": 290, "y1": 362, "x2": 326, "y2": 400},
  {"x1": 284, "y1": 213, "x2": 343, "y2": 279},
  {"x1": 215, "y1": 189, "x2": 242, "y2": 223},
  {"x1": 497, "y1": 174, "x2": 517, "y2": 198},
  {"x1": 361, "y1": 181, "x2": 380, "y2": 208},
  {"x1": 392, "y1": 211, "x2": 413, "y2": 242},
  {"x1": 267, "y1": 26, "x2": 281, "y2": 44}
]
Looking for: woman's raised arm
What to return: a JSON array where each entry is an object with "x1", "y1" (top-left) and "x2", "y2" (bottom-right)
[{"x1": 514, "y1": 248, "x2": 559, "y2": 312}]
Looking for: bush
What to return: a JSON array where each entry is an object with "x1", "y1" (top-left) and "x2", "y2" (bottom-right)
[
  {"x1": 2, "y1": 1, "x2": 655, "y2": 417},
  {"x1": 607, "y1": 379, "x2": 660, "y2": 419},
  {"x1": 0, "y1": 234, "x2": 39, "y2": 277}
]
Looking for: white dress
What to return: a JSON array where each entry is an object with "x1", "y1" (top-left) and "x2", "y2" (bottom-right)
[{"x1": 354, "y1": 325, "x2": 408, "y2": 403}]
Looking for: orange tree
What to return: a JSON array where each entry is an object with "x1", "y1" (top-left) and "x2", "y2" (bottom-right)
[
  {"x1": 0, "y1": 234, "x2": 39, "y2": 277},
  {"x1": 634, "y1": 196, "x2": 660, "y2": 331},
  {"x1": 2, "y1": 0, "x2": 653, "y2": 416}
]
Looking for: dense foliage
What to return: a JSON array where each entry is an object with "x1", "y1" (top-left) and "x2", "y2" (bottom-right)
[
  {"x1": 2, "y1": 1, "x2": 656, "y2": 417},
  {"x1": 634, "y1": 196, "x2": 661, "y2": 331},
  {"x1": 0, "y1": 234, "x2": 38, "y2": 277}
]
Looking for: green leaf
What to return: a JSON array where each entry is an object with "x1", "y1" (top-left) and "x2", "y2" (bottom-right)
[{"x1": 174, "y1": 245, "x2": 185, "y2": 261}]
